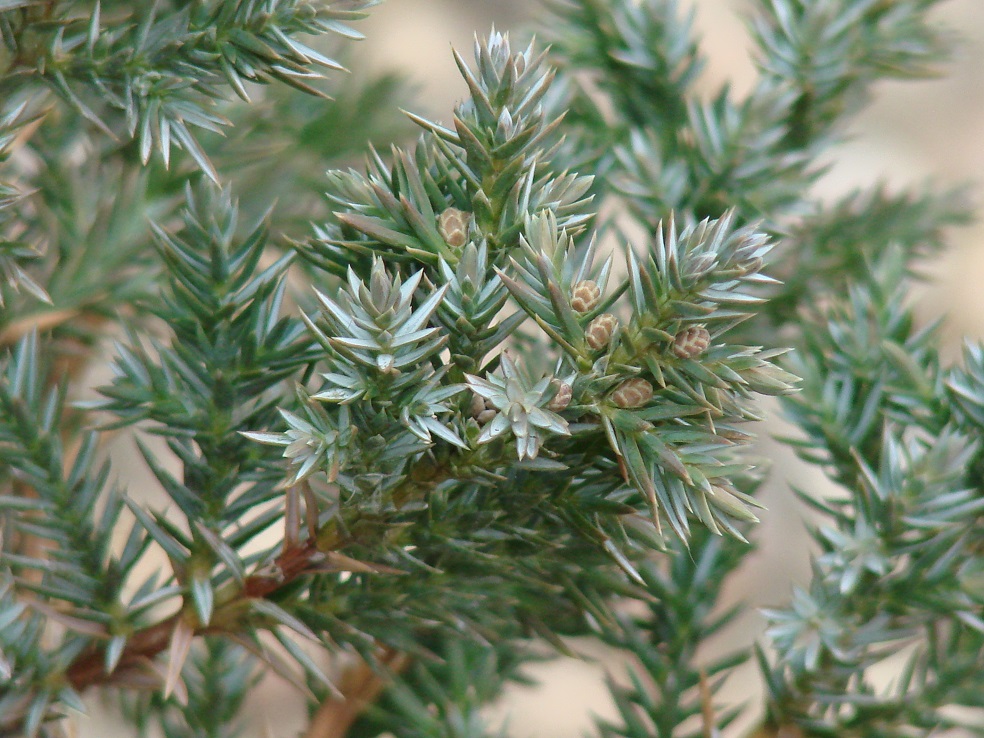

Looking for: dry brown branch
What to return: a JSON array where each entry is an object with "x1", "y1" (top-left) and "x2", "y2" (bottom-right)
[
  {"x1": 699, "y1": 668, "x2": 716, "y2": 738},
  {"x1": 303, "y1": 647, "x2": 410, "y2": 738},
  {"x1": 64, "y1": 539, "x2": 326, "y2": 691},
  {"x1": 0, "y1": 308, "x2": 80, "y2": 347}
]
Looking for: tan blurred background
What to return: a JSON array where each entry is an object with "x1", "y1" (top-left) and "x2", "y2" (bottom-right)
[{"x1": 75, "y1": 0, "x2": 984, "y2": 735}]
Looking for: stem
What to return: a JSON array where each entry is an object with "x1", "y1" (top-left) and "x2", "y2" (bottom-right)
[
  {"x1": 63, "y1": 539, "x2": 326, "y2": 691},
  {"x1": 303, "y1": 647, "x2": 410, "y2": 738},
  {"x1": 59, "y1": 445, "x2": 466, "y2": 695},
  {"x1": 0, "y1": 308, "x2": 82, "y2": 347}
]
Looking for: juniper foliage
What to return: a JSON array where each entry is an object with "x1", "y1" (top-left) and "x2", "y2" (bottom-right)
[{"x1": 0, "y1": 1, "x2": 980, "y2": 737}]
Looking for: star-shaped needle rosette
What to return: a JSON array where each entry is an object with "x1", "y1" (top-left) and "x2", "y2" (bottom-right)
[
  {"x1": 464, "y1": 353, "x2": 570, "y2": 460},
  {"x1": 242, "y1": 402, "x2": 352, "y2": 487}
]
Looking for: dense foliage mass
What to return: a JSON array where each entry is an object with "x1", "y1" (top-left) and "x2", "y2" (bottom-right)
[{"x1": 0, "y1": 1, "x2": 980, "y2": 737}]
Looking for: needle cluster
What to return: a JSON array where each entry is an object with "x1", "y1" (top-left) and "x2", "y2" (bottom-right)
[{"x1": 0, "y1": 2, "x2": 980, "y2": 737}]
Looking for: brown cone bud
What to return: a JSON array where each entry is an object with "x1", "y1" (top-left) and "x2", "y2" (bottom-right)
[
  {"x1": 612, "y1": 378, "x2": 653, "y2": 408},
  {"x1": 585, "y1": 313, "x2": 618, "y2": 351},
  {"x1": 438, "y1": 207, "x2": 471, "y2": 248},
  {"x1": 547, "y1": 380, "x2": 572, "y2": 412},
  {"x1": 470, "y1": 394, "x2": 496, "y2": 425},
  {"x1": 672, "y1": 325, "x2": 711, "y2": 359},
  {"x1": 570, "y1": 280, "x2": 601, "y2": 313}
]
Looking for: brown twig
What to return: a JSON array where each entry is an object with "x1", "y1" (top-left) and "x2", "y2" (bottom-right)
[
  {"x1": 61, "y1": 475, "x2": 417, "y2": 697},
  {"x1": 0, "y1": 308, "x2": 80, "y2": 347},
  {"x1": 65, "y1": 539, "x2": 326, "y2": 690},
  {"x1": 699, "y1": 668, "x2": 716, "y2": 738},
  {"x1": 303, "y1": 647, "x2": 411, "y2": 738}
]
